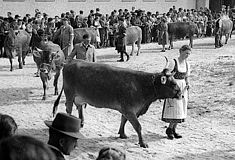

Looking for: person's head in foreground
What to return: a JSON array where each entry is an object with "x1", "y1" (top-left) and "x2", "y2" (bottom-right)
[
  {"x1": 0, "y1": 135, "x2": 56, "y2": 160},
  {"x1": 179, "y1": 45, "x2": 191, "y2": 60},
  {"x1": 96, "y1": 147, "x2": 126, "y2": 160},
  {"x1": 45, "y1": 112, "x2": 83, "y2": 156},
  {"x1": 0, "y1": 114, "x2": 18, "y2": 140}
]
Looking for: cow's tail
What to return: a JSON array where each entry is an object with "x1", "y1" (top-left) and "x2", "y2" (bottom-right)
[{"x1": 52, "y1": 85, "x2": 64, "y2": 117}]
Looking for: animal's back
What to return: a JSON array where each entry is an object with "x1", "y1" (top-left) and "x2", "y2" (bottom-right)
[
  {"x1": 63, "y1": 59, "x2": 151, "y2": 109},
  {"x1": 74, "y1": 28, "x2": 97, "y2": 45},
  {"x1": 126, "y1": 26, "x2": 142, "y2": 45},
  {"x1": 18, "y1": 30, "x2": 31, "y2": 51},
  {"x1": 168, "y1": 22, "x2": 197, "y2": 38},
  {"x1": 221, "y1": 19, "x2": 233, "y2": 34}
]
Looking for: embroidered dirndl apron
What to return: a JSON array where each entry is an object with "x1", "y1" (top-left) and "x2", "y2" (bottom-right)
[{"x1": 162, "y1": 59, "x2": 188, "y2": 123}]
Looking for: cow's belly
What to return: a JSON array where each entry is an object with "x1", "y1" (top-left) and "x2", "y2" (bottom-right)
[{"x1": 73, "y1": 93, "x2": 122, "y2": 112}]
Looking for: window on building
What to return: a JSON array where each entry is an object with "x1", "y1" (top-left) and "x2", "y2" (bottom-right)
[
  {"x1": 3, "y1": 0, "x2": 25, "y2": 2},
  {"x1": 35, "y1": 0, "x2": 55, "y2": 1},
  {"x1": 68, "y1": 0, "x2": 86, "y2": 2},
  {"x1": 94, "y1": 0, "x2": 111, "y2": 1},
  {"x1": 122, "y1": 0, "x2": 136, "y2": 2}
]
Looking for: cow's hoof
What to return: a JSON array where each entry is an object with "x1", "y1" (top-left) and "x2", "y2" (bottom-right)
[
  {"x1": 34, "y1": 73, "x2": 39, "y2": 77},
  {"x1": 139, "y1": 142, "x2": 148, "y2": 148},
  {"x1": 19, "y1": 65, "x2": 23, "y2": 69},
  {"x1": 10, "y1": 68, "x2": 13, "y2": 72},
  {"x1": 54, "y1": 91, "x2": 59, "y2": 95},
  {"x1": 23, "y1": 61, "x2": 25, "y2": 65},
  {"x1": 42, "y1": 96, "x2": 46, "y2": 100},
  {"x1": 81, "y1": 122, "x2": 84, "y2": 128},
  {"x1": 119, "y1": 134, "x2": 128, "y2": 139}
]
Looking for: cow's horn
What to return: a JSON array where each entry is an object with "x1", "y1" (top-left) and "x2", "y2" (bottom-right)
[
  {"x1": 164, "y1": 56, "x2": 169, "y2": 68},
  {"x1": 35, "y1": 47, "x2": 43, "y2": 52}
]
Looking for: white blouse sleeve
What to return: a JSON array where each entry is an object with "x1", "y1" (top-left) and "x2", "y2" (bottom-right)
[
  {"x1": 186, "y1": 61, "x2": 191, "y2": 77},
  {"x1": 166, "y1": 59, "x2": 176, "y2": 72}
]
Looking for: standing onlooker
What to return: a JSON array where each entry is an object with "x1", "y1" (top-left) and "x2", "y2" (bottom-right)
[
  {"x1": 54, "y1": 17, "x2": 74, "y2": 58},
  {"x1": 214, "y1": 13, "x2": 223, "y2": 48},
  {"x1": 45, "y1": 112, "x2": 84, "y2": 160},
  {"x1": 115, "y1": 17, "x2": 129, "y2": 62},
  {"x1": 0, "y1": 135, "x2": 56, "y2": 160},
  {"x1": 67, "y1": 33, "x2": 96, "y2": 63},
  {"x1": 158, "y1": 18, "x2": 169, "y2": 52},
  {"x1": 0, "y1": 114, "x2": 17, "y2": 140},
  {"x1": 54, "y1": 16, "x2": 62, "y2": 31},
  {"x1": 7, "y1": 12, "x2": 14, "y2": 23},
  {"x1": 96, "y1": 147, "x2": 126, "y2": 160},
  {"x1": 162, "y1": 45, "x2": 191, "y2": 140}
]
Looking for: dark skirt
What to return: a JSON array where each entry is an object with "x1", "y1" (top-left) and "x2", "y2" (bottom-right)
[{"x1": 115, "y1": 37, "x2": 126, "y2": 53}]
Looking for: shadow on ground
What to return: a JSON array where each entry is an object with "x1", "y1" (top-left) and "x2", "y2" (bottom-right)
[{"x1": 169, "y1": 149, "x2": 235, "y2": 160}]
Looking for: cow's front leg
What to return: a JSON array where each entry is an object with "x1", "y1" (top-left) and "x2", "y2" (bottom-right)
[
  {"x1": 189, "y1": 37, "x2": 193, "y2": 48},
  {"x1": 125, "y1": 112, "x2": 148, "y2": 148},
  {"x1": 9, "y1": 58, "x2": 13, "y2": 71},
  {"x1": 18, "y1": 48, "x2": 23, "y2": 69},
  {"x1": 53, "y1": 69, "x2": 60, "y2": 95},
  {"x1": 118, "y1": 115, "x2": 128, "y2": 139},
  {"x1": 40, "y1": 72, "x2": 48, "y2": 100},
  {"x1": 130, "y1": 43, "x2": 135, "y2": 56},
  {"x1": 169, "y1": 38, "x2": 173, "y2": 50},
  {"x1": 22, "y1": 51, "x2": 27, "y2": 65},
  {"x1": 74, "y1": 103, "x2": 84, "y2": 128},
  {"x1": 42, "y1": 80, "x2": 48, "y2": 100}
]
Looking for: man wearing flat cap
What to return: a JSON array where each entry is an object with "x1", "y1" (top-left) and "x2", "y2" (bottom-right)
[
  {"x1": 45, "y1": 112, "x2": 84, "y2": 160},
  {"x1": 53, "y1": 17, "x2": 74, "y2": 59}
]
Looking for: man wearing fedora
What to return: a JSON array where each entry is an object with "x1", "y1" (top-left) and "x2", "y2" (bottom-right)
[{"x1": 45, "y1": 112, "x2": 84, "y2": 160}]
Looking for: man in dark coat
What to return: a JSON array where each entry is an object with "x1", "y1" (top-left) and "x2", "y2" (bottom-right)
[
  {"x1": 214, "y1": 13, "x2": 223, "y2": 48},
  {"x1": 45, "y1": 113, "x2": 84, "y2": 160},
  {"x1": 115, "y1": 17, "x2": 129, "y2": 62}
]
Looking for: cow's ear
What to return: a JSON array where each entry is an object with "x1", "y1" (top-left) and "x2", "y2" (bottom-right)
[{"x1": 161, "y1": 76, "x2": 167, "y2": 84}]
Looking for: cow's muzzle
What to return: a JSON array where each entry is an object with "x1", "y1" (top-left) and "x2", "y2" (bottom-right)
[
  {"x1": 174, "y1": 90, "x2": 183, "y2": 99},
  {"x1": 40, "y1": 68, "x2": 48, "y2": 74}
]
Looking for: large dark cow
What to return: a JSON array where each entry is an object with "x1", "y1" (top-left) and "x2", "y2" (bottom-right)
[
  {"x1": 53, "y1": 59, "x2": 182, "y2": 148},
  {"x1": 4, "y1": 29, "x2": 31, "y2": 71},
  {"x1": 53, "y1": 27, "x2": 97, "y2": 46},
  {"x1": 167, "y1": 22, "x2": 198, "y2": 49},
  {"x1": 31, "y1": 30, "x2": 65, "y2": 100},
  {"x1": 113, "y1": 25, "x2": 142, "y2": 56}
]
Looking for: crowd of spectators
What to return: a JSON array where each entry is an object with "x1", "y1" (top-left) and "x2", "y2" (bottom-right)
[{"x1": 0, "y1": 5, "x2": 234, "y2": 49}]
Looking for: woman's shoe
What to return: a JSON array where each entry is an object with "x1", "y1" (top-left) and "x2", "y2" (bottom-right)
[
  {"x1": 173, "y1": 129, "x2": 182, "y2": 139},
  {"x1": 117, "y1": 59, "x2": 124, "y2": 62},
  {"x1": 166, "y1": 128, "x2": 174, "y2": 140}
]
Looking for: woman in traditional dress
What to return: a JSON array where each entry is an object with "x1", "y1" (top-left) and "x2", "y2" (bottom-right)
[{"x1": 162, "y1": 45, "x2": 191, "y2": 139}]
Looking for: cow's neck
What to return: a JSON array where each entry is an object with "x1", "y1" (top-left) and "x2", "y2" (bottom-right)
[{"x1": 141, "y1": 73, "x2": 159, "y2": 102}]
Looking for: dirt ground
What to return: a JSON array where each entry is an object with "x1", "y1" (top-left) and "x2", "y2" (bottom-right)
[{"x1": 0, "y1": 36, "x2": 234, "y2": 160}]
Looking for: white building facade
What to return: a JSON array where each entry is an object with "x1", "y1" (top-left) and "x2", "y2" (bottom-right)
[{"x1": 0, "y1": 0, "x2": 209, "y2": 17}]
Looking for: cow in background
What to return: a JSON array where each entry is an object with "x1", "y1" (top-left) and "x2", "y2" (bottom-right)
[
  {"x1": 113, "y1": 25, "x2": 142, "y2": 56},
  {"x1": 4, "y1": 29, "x2": 31, "y2": 71},
  {"x1": 167, "y1": 22, "x2": 198, "y2": 49},
  {"x1": 219, "y1": 19, "x2": 233, "y2": 44},
  {"x1": 53, "y1": 27, "x2": 97, "y2": 47},
  {"x1": 31, "y1": 29, "x2": 65, "y2": 100}
]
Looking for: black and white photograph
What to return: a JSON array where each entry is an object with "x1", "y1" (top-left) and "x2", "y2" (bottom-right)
[{"x1": 0, "y1": 0, "x2": 234, "y2": 159}]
